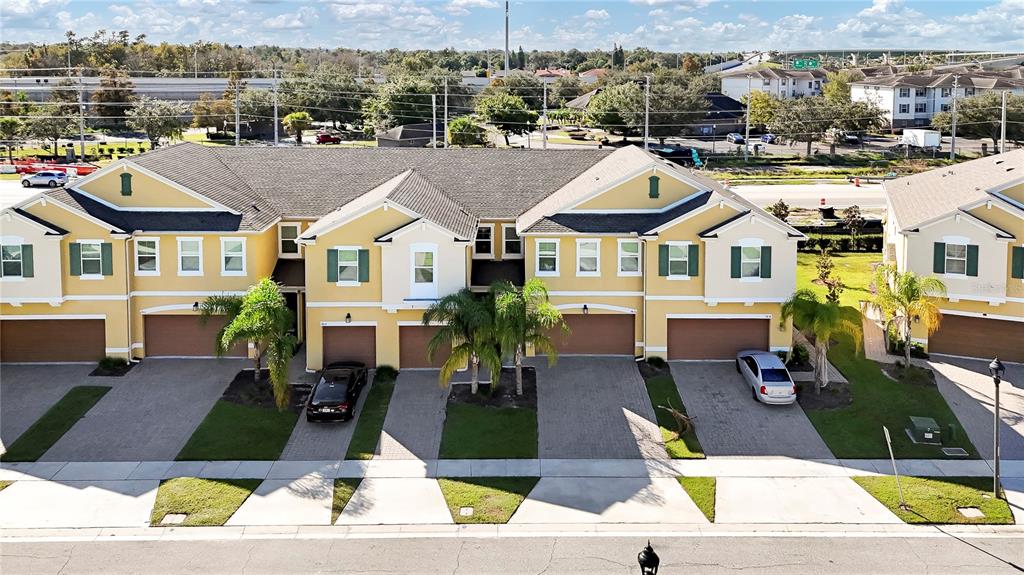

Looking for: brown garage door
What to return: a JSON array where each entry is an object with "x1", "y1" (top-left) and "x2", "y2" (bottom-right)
[
  {"x1": 929, "y1": 314, "x2": 1024, "y2": 363},
  {"x1": 399, "y1": 326, "x2": 451, "y2": 369},
  {"x1": 549, "y1": 314, "x2": 636, "y2": 355},
  {"x1": 323, "y1": 326, "x2": 376, "y2": 367},
  {"x1": 668, "y1": 318, "x2": 770, "y2": 360},
  {"x1": 0, "y1": 319, "x2": 105, "y2": 363},
  {"x1": 144, "y1": 315, "x2": 247, "y2": 357}
]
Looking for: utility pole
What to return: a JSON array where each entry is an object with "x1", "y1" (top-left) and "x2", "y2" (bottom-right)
[
  {"x1": 950, "y1": 74, "x2": 959, "y2": 160},
  {"x1": 999, "y1": 90, "x2": 1008, "y2": 154},
  {"x1": 744, "y1": 74, "x2": 752, "y2": 162},
  {"x1": 542, "y1": 81, "x2": 548, "y2": 150},
  {"x1": 77, "y1": 68, "x2": 85, "y2": 159},
  {"x1": 643, "y1": 75, "x2": 650, "y2": 151},
  {"x1": 193, "y1": 44, "x2": 199, "y2": 79},
  {"x1": 234, "y1": 81, "x2": 240, "y2": 147},
  {"x1": 443, "y1": 77, "x2": 449, "y2": 149},
  {"x1": 272, "y1": 69, "x2": 279, "y2": 147},
  {"x1": 504, "y1": 1, "x2": 510, "y2": 77},
  {"x1": 431, "y1": 93, "x2": 437, "y2": 149}
]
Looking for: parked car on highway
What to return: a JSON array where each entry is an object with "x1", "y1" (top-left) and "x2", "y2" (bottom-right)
[
  {"x1": 316, "y1": 132, "x2": 342, "y2": 145},
  {"x1": 305, "y1": 361, "x2": 367, "y2": 422},
  {"x1": 736, "y1": 350, "x2": 797, "y2": 405},
  {"x1": 725, "y1": 133, "x2": 745, "y2": 145},
  {"x1": 21, "y1": 171, "x2": 68, "y2": 188},
  {"x1": 760, "y1": 133, "x2": 777, "y2": 144}
]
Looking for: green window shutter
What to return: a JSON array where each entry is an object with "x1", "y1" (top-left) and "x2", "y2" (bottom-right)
[
  {"x1": 760, "y1": 246, "x2": 772, "y2": 278},
  {"x1": 358, "y1": 249, "x2": 370, "y2": 282},
  {"x1": 21, "y1": 244, "x2": 34, "y2": 278},
  {"x1": 730, "y1": 246, "x2": 741, "y2": 278},
  {"x1": 687, "y1": 244, "x2": 699, "y2": 277},
  {"x1": 966, "y1": 244, "x2": 979, "y2": 277},
  {"x1": 933, "y1": 242, "x2": 946, "y2": 273},
  {"x1": 658, "y1": 244, "x2": 669, "y2": 276},
  {"x1": 69, "y1": 243, "x2": 82, "y2": 276},
  {"x1": 1012, "y1": 246, "x2": 1024, "y2": 279},
  {"x1": 120, "y1": 172, "x2": 133, "y2": 196},
  {"x1": 100, "y1": 243, "x2": 113, "y2": 276},
  {"x1": 648, "y1": 175, "x2": 660, "y2": 199},
  {"x1": 327, "y1": 249, "x2": 338, "y2": 282}
]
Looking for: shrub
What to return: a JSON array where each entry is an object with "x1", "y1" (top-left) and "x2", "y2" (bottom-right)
[
  {"x1": 375, "y1": 364, "x2": 399, "y2": 383},
  {"x1": 98, "y1": 356, "x2": 128, "y2": 370},
  {"x1": 885, "y1": 324, "x2": 929, "y2": 359},
  {"x1": 646, "y1": 356, "x2": 668, "y2": 369},
  {"x1": 789, "y1": 343, "x2": 810, "y2": 366}
]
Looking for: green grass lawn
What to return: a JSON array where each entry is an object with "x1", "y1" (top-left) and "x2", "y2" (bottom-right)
[
  {"x1": 437, "y1": 477, "x2": 539, "y2": 524},
  {"x1": 344, "y1": 376, "x2": 396, "y2": 460},
  {"x1": 677, "y1": 477, "x2": 716, "y2": 522},
  {"x1": 795, "y1": 253, "x2": 976, "y2": 458},
  {"x1": 0, "y1": 481, "x2": 13, "y2": 492},
  {"x1": 149, "y1": 477, "x2": 261, "y2": 526},
  {"x1": 854, "y1": 476, "x2": 1013, "y2": 524},
  {"x1": 439, "y1": 403, "x2": 538, "y2": 459},
  {"x1": 643, "y1": 374, "x2": 704, "y2": 459},
  {"x1": 332, "y1": 478, "x2": 362, "y2": 524},
  {"x1": 176, "y1": 401, "x2": 298, "y2": 461},
  {"x1": 0, "y1": 386, "x2": 111, "y2": 462},
  {"x1": 796, "y1": 251, "x2": 880, "y2": 308}
]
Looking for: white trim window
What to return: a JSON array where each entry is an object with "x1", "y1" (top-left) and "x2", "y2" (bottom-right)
[
  {"x1": 576, "y1": 239, "x2": 600, "y2": 277},
  {"x1": 177, "y1": 237, "x2": 203, "y2": 276},
  {"x1": 410, "y1": 242, "x2": 438, "y2": 299},
  {"x1": 741, "y1": 246, "x2": 762, "y2": 279},
  {"x1": 502, "y1": 224, "x2": 522, "y2": 259},
  {"x1": 79, "y1": 241, "x2": 103, "y2": 278},
  {"x1": 336, "y1": 247, "x2": 360, "y2": 285},
  {"x1": 617, "y1": 239, "x2": 641, "y2": 276},
  {"x1": 944, "y1": 243, "x2": 968, "y2": 275},
  {"x1": 667, "y1": 242, "x2": 690, "y2": 279},
  {"x1": 1, "y1": 244, "x2": 23, "y2": 278},
  {"x1": 473, "y1": 224, "x2": 494, "y2": 259},
  {"x1": 278, "y1": 223, "x2": 301, "y2": 258},
  {"x1": 535, "y1": 239, "x2": 559, "y2": 276},
  {"x1": 220, "y1": 237, "x2": 246, "y2": 276},
  {"x1": 134, "y1": 238, "x2": 159, "y2": 276}
]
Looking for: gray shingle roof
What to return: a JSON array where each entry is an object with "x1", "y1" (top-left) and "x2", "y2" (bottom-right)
[
  {"x1": 384, "y1": 170, "x2": 478, "y2": 239},
  {"x1": 524, "y1": 192, "x2": 713, "y2": 234},
  {"x1": 44, "y1": 188, "x2": 243, "y2": 233}
]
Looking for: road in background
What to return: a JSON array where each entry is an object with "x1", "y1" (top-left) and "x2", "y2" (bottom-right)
[
  {"x1": 731, "y1": 182, "x2": 886, "y2": 210},
  {"x1": 0, "y1": 179, "x2": 45, "y2": 209},
  {"x1": 3, "y1": 534, "x2": 1022, "y2": 574}
]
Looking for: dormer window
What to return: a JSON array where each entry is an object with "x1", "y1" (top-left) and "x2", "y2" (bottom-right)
[{"x1": 120, "y1": 172, "x2": 133, "y2": 196}]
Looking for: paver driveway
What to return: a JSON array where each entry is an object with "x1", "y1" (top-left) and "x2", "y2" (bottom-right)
[
  {"x1": 535, "y1": 357, "x2": 666, "y2": 459},
  {"x1": 671, "y1": 362, "x2": 833, "y2": 458},
  {"x1": 929, "y1": 357, "x2": 1024, "y2": 460},
  {"x1": 1, "y1": 364, "x2": 96, "y2": 454},
  {"x1": 40, "y1": 358, "x2": 245, "y2": 462},
  {"x1": 375, "y1": 370, "x2": 447, "y2": 460},
  {"x1": 280, "y1": 372, "x2": 375, "y2": 461}
]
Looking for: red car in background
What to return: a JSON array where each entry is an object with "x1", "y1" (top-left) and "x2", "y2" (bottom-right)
[{"x1": 316, "y1": 132, "x2": 342, "y2": 145}]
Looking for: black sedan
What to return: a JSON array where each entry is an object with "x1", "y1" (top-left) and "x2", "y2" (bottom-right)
[{"x1": 305, "y1": 361, "x2": 367, "y2": 422}]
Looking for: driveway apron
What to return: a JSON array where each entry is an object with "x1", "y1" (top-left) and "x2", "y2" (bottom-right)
[
  {"x1": 929, "y1": 357, "x2": 1024, "y2": 460},
  {"x1": 375, "y1": 370, "x2": 447, "y2": 460},
  {"x1": 40, "y1": 358, "x2": 245, "y2": 462},
  {"x1": 279, "y1": 372, "x2": 375, "y2": 461},
  {"x1": 1, "y1": 364, "x2": 97, "y2": 453},
  {"x1": 671, "y1": 361, "x2": 833, "y2": 458},
  {"x1": 535, "y1": 357, "x2": 666, "y2": 459}
]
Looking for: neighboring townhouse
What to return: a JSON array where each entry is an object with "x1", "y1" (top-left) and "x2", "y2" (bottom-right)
[
  {"x1": 852, "y1": 72, "x2": 1024, "y2": 128},
  {"x1": 882, "y1": 150, "x2": 1024, "y2": 362},
  {"x1": 0, "y1": 143, "x2": 805, "y2": 370},
  {"x1": 719, "y1": 68, "x2": 827, "y2": 101}
]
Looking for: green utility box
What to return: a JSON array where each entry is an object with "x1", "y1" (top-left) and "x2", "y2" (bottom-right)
[{"x1": 908, "y1": 416, "x2": 942, "y2": 445}]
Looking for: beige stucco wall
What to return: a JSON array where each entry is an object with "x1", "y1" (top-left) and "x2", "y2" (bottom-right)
[
  {"x1": 0, "y1": 214, "x2": 63, "y2": 301},
  {"x1": 524, "y1": 235, "x2": 645, "y2": 294},
  {"x1": 380, "y1": 224, "x2": 468, "y2": 305},
  {"x1": 1001, "y1": 181, "x2": 1024, "y2": 205},
  {"x1": 78, "y1": 165, "x2": 213, "y2": 209},
  {"x1": 573, "y1": 168, "x2": 700, "y2": 211},
  {"x1": 703, "y1": 216, "x2": 798, "y2": 302},
  {"x1": 905, "y1": 216, "x2": 1009, "y2": 301}
]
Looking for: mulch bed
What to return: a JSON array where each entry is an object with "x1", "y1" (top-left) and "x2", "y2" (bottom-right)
[
  {"x1": 880, "y1": 364, "x2": 936, "y2": 387},
  {"x1": 223, "y1": 369, "x2": 305, "y2": 413},
  {"x1": 448, "y1": 366, "x2": 537, "y2": 409},
  {"x1": 797, "y1": 381, "x2": 853, "y2": 410},
  {"x1": 89, "y1": 362, "x2": 136, "y2": 377}
]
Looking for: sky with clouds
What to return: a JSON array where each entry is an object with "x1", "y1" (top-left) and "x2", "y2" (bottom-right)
[{"x1": 4, "y1": 0, "x2": 1024, "y2": 53}]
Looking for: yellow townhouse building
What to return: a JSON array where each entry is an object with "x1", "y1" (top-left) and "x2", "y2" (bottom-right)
[
  {"x1": 882, "y1": 149, "x2": 1024, "y2": 362},
  {"x1": 1, "y1": 143, "x2": 805, "y2": 370}
]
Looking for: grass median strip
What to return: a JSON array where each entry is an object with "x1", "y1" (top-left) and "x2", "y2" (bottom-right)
[
  {"x1": 150, "y1": 477, "x2": 262, "y2": 527},
  {"x1": 345, "y1": 374, "x2": 396, "y2": 460},
  {"x1": 438, "y1": 477, "x2": 539, "y2": 524},
  {"x1": 853, "y1": 476, "x2": 1013, "y2": 524},
  {"x1": 331, "y1": 478, "x2": 362, "y2": 524},
  {"x1": 643, "y1": 374, "x2": 704, "y2": 459},
  {"x1": 176, "y1": 401, "x2": 298, "y2": 461},
  {"x1": 0, "y1": 386, "x2": 111, "y2": 462},
  {"x1": 440, "y1": 404, "x2": 538, "y2": 459},
  {"x1": 677, "y1": 476, "x2": 716, "y2": 522}
]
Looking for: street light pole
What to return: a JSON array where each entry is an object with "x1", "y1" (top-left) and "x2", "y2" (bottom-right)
[
  {"x1": 999, "y1": 90, "x2": 1007, "y2": 154},
  {"x1": 950, "y1": 74, "x2": 959, "y2": 160},
  {"x1": 990, "y1": 358, "x2": 1005, "y2": 499},
  {"x1": 643, "y1": 75, "x2": 650, "y2": 151},
  {"x1": 744, "y1": 75, "x2": 752, "y2": 162}
]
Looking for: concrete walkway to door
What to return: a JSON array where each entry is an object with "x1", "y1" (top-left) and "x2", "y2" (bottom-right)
[
  {"x1": 535, "y1": 357, "x2": 667, "y2": 460},
  {"x1": 375, "y1": 370, "x2": 448, "y2": 460}
]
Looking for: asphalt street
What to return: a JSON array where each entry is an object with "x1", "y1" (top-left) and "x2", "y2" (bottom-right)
[
  {"x1": 3, "y1": 534, "x2": 1023, "y2": 574},
  {"x1": 0, "y1": 179, "x2": 42, "y2": 209}
]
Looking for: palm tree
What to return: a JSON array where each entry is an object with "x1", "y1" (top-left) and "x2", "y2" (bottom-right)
[
  {"x1": 282, "y1": 111, "x2": 313, "y2": 145},
  {"x1": 868, "y1": 263, "x2": 946, "y2": 368},
  {"x1": 781, "y1": 288, "x2": 862, "y2": 394},
  {"x1": 492, "y1": 279, "x2": 565, "y2": 396},
  {"x1": 200, "y1": 278, "x2": 297, "y2": 410},
  {"x1": 423, "y1": 288, "x2": 501, "y2": 394}
]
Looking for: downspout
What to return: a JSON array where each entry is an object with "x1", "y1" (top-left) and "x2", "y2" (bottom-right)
[
  {"x1": 123, "y1": 235, "x2": 138, "y2": 362},
  {"x1": 641, "y1": 234, "x2": 647, "y2": 362}
]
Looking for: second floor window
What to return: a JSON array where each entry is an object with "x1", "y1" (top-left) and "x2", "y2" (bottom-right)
[
  {"x1": 178, "y1": 238, "x2": 202, "y2": 275},
  {"x1": 915, "y1": 88, "x2": 926, "y2": 97},
  {"x1": 1, "y1": 244, "x2": 23, "y2": 278},
  {"x1": 915, "y1": 103, "x2": 927, "y2": 113},
  {"x1": 941, "y1": 88, "x2": 952, "y2": 97},
  {"x1": 221, "y1": 238, "x2": 246, "y2": 275},
  {"x1": 741, "y1": 246, "x2": 762, "y2": 278},
  {"x1": 337, "y1": 248, "x2": 359, "y2": 282},
  {"x1": 576, "y1": 239, "x2": 599, "y2": 276},
  {"x1": 413, "y1": 251, "x2": 434, "y2": 284},
  {"x1": 944, "y1": 243, "x2": 967, "y2": 275},
  {"x1": 536, "y1": 240, "x2": 558, "y2": 275},
  {"x1": 618, "y1": 240, "x2": 640, "y2": 276},
  {"x1": 502, "y1": 225, "x2": 522, "y2": 258},
  {"x1": 898, "y1": 88, "x2": 910, "y2": 98},
  {"x1": 668, "y1": 244, "x2": 690, "y2": 276},
  {"x1": 279, "y1": 223, "x2": 300, "y2": 257},
  {"x1": 474, "y1": 225, "x2": 493, "y2": 258},
  {"x1": 80, "y1": 242, "x2": 103, "y2": 276},
  {"x1": 135, "y1": 239, "x2": 159, "y2": 275}
]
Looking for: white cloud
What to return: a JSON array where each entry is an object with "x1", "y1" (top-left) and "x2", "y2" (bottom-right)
[
  {"x1": 585, "y1": 9, "x2": 609, "y2": 20},
  {"x1": 263, "y1": 6, "x2": 317, "y2": 30},
  {"x1": 4, "y1": 0, "x2": 67, "y2": 17},
  {"x1": 442, "y1": 0, "x2": 497, "y2": 16}
]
